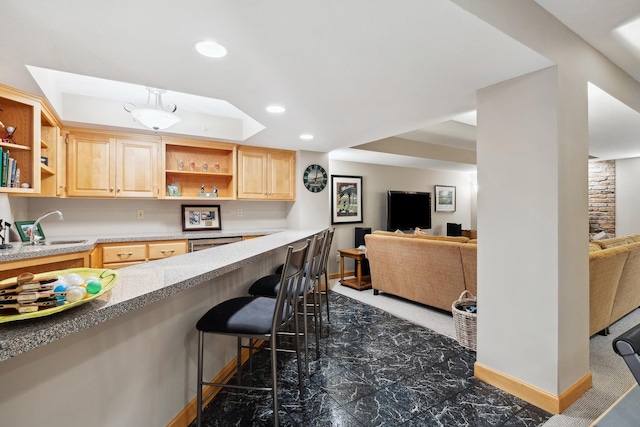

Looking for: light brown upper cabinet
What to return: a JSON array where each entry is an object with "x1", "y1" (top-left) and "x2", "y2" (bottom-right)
[
  {"x1": 39, "y1": 103, "x2": 64, "y2": 197},
  {"x1": 66, "y1": 130, "x2": 159, "y2": 198},
  {"x1": 0, "y1": 84, "x2": 43, "y2": 194},
  {"x1": 237, "y1": 146, "x2": 295, "y2": 200}
]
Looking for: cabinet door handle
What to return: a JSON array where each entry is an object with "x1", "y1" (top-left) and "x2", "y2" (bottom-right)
[
  {"x1": 117, "y1": 188, "x2": 121, "y2": 193},
  {"x1": 160, "y1": 249, "x2": 175, "y2": 254},
  {"x1": 110, "y1": 187, "x2": 114, "y2": 192},
  {"x1": 117, "y1": 251, "x2": 133, "y2": 257}
]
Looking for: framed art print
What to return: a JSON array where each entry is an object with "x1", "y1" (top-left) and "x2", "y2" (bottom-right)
[
  {"x1": 435, "y1": 185, "x2": 456, "y2": 212},
  {"x1": 181, "y1": 205, "x2": 221, "y2": 231},
  {"x1": 331, "y1": 175, "x2": 363, "y2": 224}
]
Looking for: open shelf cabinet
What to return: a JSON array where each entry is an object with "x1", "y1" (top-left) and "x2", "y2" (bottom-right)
[
  {"x1": 162, "y1": 138, "x2": 237, "y2": 199},
  {"x1": 0, "y1": 85, "x2": 41, "y2": 194}
]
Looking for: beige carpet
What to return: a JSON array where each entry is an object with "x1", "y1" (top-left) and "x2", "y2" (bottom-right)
[{"x1": 331, "y1": 280, "x2": 638, "y2": 426}]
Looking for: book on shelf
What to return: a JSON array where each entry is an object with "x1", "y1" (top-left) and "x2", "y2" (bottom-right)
[
  {"x1": 1, "y1": 150, "x2": 8, "y2": 187},
  {"x1": 9, "y1": 158, "x2": 16, "y2": 187}
]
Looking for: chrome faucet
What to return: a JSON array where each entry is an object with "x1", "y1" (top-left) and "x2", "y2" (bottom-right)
[{"x1": 30, "y1": 211, "x2": 63, "y2": 245}]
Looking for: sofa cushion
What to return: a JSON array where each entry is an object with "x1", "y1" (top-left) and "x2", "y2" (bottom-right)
[
  {"x1": 414, "y1": 233, "x2": 470, "y2": 243},
  {"x1": 589, "y1": 242, "x2": 602, "y2": 252},
  {"x1": 372, "y1": 230, "x2": 415, "y2": 238},
  {"x1": 628, "y1": 234, "x2": 640, "y2": 243},
  {"x1": 596, "y1": 235, "x2": 637, "y2": 249}
]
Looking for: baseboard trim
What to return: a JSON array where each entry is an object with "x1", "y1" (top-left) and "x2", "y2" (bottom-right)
[
  {"x1": 167, "y1": 340, "x2": 264, "y2": 427},
  {"x1": 474, "y1": 362, "x2": 592, "y2": 414}
]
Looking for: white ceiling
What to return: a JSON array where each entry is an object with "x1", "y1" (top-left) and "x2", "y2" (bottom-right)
[{"x1": 1, "y1": 1, "x2": 639, "y2": 171}]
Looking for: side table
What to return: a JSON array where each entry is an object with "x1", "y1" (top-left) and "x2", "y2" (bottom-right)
[{"x1": 338, "y1": 248, "x2": 371, "y2": 291}]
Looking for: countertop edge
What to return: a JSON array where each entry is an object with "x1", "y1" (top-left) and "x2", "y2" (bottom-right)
[{"x1": 0, "y1": 229, "x2": 284, "y2": 263}]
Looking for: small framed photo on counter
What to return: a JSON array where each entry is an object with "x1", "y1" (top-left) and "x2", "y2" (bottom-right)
[
  {"x1": 15, "y1": 221, "x2": 45, "y2": 242},
  {"x1": 181, "y1": 205, "x2": 221, "y2": 231}
]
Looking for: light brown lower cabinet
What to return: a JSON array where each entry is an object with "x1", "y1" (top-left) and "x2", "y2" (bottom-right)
[
  {"x1": 91, "y1": 240, "x2": 188, "y2": 269},
  {"x1": 241, "y1": 235, "x2": 264, "y2": 240},
  {"x1": 0, "y1": 251, "x2": 90, "y2": 278}
]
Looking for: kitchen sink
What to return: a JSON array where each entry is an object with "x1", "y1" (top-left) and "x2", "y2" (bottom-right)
[{"x1": 44, "y1": 239, "x2": 88, "y2": 245}]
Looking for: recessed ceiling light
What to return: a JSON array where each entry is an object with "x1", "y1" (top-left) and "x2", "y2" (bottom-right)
[
  {"x1": 266, "y1": 105, "x2": 286, "y2": 113},
  {"x1": 194, "y1": 40, "x2": 227, "y2": 58},
  {"x1": 300, "y1": 134, "x2": 314, "y2": 140}
]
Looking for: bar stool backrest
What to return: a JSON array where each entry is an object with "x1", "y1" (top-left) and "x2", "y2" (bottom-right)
[
  {"x1": 319, "y1": 228, "x2": 335, "y2": 277},
  {"x1": 273, "y1": 240, "x2": 310, "y2": 331},
  {"x1": 304, "y1": 231, "x2": 326, "y2": 292}
]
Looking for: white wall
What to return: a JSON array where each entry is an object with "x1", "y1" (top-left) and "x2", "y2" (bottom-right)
[
  {"x1": 327, "y1": 159, "x2": 476, "y2": 274},
  {"x1": 286, "y1": 151, "x2": 331, "y2": 230},
  {"x1": 616, "y1": 157, "x2": 640, "y2": 236}
]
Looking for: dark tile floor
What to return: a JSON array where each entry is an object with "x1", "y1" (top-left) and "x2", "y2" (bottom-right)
[{"x1": 193, "y1": 292, "x2": 551, "y2": 426}]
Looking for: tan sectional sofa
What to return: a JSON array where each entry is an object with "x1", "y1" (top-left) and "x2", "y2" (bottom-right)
[
  {"x1": 589, "y1": 234, "x2": 640, "y2": 336},
  {"x1": 364, "y1": 231, "x2": 476, "y2": 312},
  {"x1": 365, "y1": 230, "x2": 640, "y2": 337}
]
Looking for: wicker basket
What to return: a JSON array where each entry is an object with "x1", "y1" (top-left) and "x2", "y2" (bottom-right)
[{"x1": 452, "y1": 290, "x2": 477, "y2": 351}]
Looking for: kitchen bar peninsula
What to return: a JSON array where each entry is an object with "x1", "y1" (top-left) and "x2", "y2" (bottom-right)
[{"x1": 0, "y1": 229, "x2": 321, "y2": 427}]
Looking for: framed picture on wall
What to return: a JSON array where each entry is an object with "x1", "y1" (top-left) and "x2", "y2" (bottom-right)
[
  {"x1": 435, "y1": 185, "x2": 456, "y2": 212},
  {"x1": 181, "y1": 205, "x2": 221, "y2": 231},
  {"x1": 331, "y1": 175, "x2": 363, "y2": 224}
]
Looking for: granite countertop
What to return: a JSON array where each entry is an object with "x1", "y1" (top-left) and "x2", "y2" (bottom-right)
[
  {"x1": 0, "y1": 229, "x2": 321, "y2": 361},
  {"x1": 0, "y1": 229, "x2": 284, "y2": 263}
]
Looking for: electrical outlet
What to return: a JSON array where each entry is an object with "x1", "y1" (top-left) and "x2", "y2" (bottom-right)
[
  {"x1": 136, "y1": 209, "x2": 144, "y2": 220},
  {"x1": 237, "y1": 209, "x2": 243, "y2": 217},
  {"x1": 336, "y1": 253, "x2": 341, "y2": 264}
]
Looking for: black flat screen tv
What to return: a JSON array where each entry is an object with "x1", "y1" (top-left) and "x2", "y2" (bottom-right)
[{"x1": 386, "y1": 190, "x2": 431, "y2": 231}]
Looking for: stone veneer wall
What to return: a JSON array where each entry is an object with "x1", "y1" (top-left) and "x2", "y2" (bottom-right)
[{"x1": 588, "y1": 160, "x2": 615, "y2": 236}]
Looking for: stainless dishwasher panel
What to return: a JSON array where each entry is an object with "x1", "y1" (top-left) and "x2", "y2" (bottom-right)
[{"x1": 188, "y1": 236, "x2": 243, "y2": 252}]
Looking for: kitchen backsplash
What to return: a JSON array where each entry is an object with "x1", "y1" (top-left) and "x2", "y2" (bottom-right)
[{"x1": 1, "y1": 196, "x2": 290, "y2": 241}]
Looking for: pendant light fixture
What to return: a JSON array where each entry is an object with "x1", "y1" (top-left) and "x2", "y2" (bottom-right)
[{"x1": 124, "y1": 87, "x2": 180, "y2": 131}]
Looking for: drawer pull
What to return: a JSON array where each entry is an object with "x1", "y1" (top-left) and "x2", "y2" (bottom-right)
[
  {"x1": 160, "y1": 249, "x2": 175, "y2": 254},
  {"x1": 117, "y1": 251, "x2": 134, "y2": 257}
]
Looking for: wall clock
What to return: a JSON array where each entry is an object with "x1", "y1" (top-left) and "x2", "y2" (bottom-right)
[{"x1": 303, "y1": 164, "x2": 328, "y2": 193}]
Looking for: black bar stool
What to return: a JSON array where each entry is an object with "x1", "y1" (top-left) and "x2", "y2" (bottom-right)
[
  {"x1": 248, "y1": 231, "x2": 326, "y2": 376},
  {"x1": 195, "y1": 240, "x2": 310, "y2": 427}
]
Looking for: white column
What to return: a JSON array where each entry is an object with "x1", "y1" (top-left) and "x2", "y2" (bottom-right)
[{"x1": 476, "y1": 66, "x2": 590, "y2": 411}]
